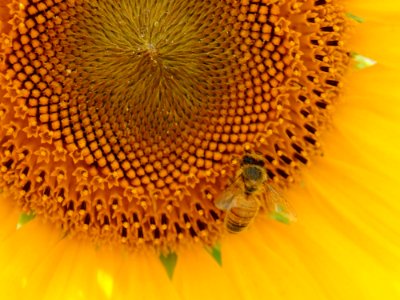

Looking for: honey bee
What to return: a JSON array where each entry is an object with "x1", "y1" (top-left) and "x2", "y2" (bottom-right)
[{"x1": 215, "y1": 152, "x2": 295, "y2": 233}]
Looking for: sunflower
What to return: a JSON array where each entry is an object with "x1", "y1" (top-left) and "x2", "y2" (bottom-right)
[{"x1": 1, "y1": 0, "x2": 400, "y2": 299}]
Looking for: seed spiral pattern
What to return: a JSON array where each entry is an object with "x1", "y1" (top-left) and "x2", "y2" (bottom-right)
[{"x1": 0, "y1": 0, "x2": 349, "y2": 252}]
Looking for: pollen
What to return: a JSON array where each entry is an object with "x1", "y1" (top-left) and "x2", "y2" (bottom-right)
[{"x1": 0, "y1": 0, "x2": 349, "y2": 252}]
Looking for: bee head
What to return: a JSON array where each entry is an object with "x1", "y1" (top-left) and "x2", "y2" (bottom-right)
[
  {"x1": 242, "y1": 165, "x2": 267, "y2": 195},
  {"x1": 241, "y1": 154, "x2": 265, "y2": 167}
]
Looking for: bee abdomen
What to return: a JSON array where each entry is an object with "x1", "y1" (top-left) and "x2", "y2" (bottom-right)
[{"x1": 225, "y1": 206, "x2": 258, "y2": 233}]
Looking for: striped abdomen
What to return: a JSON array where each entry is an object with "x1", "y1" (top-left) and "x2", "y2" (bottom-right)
[{"x1": 224, "y1": 197, "x2": 259, "y2": 233}]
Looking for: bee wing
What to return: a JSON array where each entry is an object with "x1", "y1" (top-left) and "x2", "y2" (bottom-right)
[
  {"x1": 215, "y1": 177, "x2": 243, "y2": 211},
  {"x1": 263, "y1": 184, "x2": 297, "y2": 224}
]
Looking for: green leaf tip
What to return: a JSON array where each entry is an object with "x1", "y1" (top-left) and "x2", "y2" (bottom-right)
[
  {"x1": 17, "y1": 212, "x2": 36, "y2": 229},
  {"x1": 205, "y1": 242, "x2": 222, "y2": 266},
  {"x1": 351, "y1": 52, "x2": 377, "y2": 70},
  {"x1": 345, "y1": 12, "x2": 364, "y2": 23},
  {"x1": 271, "y1": 211, "x2": 291, "y2": 224},
  {"x1": 159, "y1": 252, "x2": 178, "y2": 280},
  {"x1": 270, "y1": 204, "x2": 297, "y2": 225}
]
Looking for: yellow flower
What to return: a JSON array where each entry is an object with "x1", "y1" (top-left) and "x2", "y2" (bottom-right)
[{"x1": 1, "y1": 0, "x2": 400, "y2": 299}]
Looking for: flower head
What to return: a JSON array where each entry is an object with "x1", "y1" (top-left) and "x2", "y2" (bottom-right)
[
  {"x1": 1, "y1": 0, "x2": 400, "y2": 299},
  {"x1": 0, "y1": 0, "x2": 349, "y2": 252}
]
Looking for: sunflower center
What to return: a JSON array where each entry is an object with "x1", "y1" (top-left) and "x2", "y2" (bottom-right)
[
  {"x1": 0, "y1": 0, "x2": 349, "y2": 252},
  {"x1": 67, "y1": 0, "x2": 236, "y2": 137}
]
